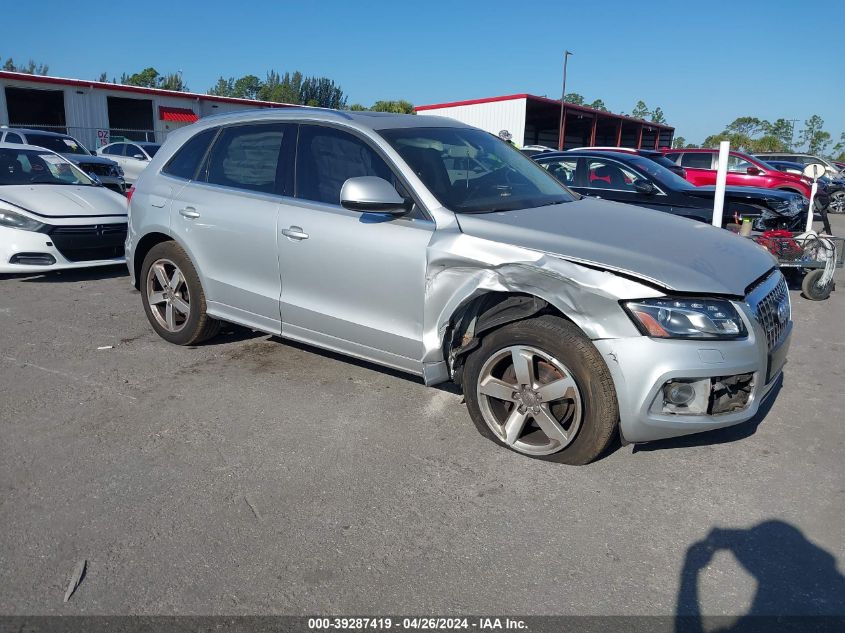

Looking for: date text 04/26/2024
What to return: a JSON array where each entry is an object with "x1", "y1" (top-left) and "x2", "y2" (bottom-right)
[{"x1": 307, "y1": 617, "x2": 528, "y2": 630}]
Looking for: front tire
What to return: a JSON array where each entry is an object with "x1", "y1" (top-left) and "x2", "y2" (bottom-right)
[
  {"x1": 463, "y1": 315, "x2": 619, "y2": 465},
  {"x1": 140, "y1": 241, "x2": 220, "y2": 345}
]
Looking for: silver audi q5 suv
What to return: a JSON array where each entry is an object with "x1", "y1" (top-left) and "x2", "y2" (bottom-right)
[{"x1": 126, "y1": 109, "x2": 791, "y2": 464}]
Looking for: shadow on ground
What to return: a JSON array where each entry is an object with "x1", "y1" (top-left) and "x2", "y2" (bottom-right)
[{"x1": 675, "y1": 520, "x2": 845, "y2": 633}]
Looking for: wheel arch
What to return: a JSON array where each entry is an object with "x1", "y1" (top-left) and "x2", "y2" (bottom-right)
[
  {"x1": 442, "y1": 290, "x2": 582, "y2": 388},
  {"x1": 132, "y1": 231, "x2": 173, "y2": 289}
]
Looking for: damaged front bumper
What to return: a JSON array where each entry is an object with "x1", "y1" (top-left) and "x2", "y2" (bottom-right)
[{"x1": 593, "y1": 300, "x2": 791, "y2": 443}]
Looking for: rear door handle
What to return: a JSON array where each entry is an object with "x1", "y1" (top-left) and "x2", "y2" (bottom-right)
[
  {"x1": 281, "y1": 226, "x2": 309, "y2": 241},
  {"x1": 179, "y1": 207, "x2": 200, "y2": 219}
]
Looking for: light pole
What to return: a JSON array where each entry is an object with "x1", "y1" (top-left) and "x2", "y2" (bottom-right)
[{"x1": 558, "y1": 50, "x2": 573, "y2": 150}]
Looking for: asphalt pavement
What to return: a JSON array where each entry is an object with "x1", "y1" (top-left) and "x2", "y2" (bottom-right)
[{"x1": 1, "y1": 217, "x2": 843, "y2": 618}]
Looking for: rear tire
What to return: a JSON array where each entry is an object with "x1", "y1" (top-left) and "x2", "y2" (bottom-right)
[
  {"x1": 140, "y1": 241, "x2": 220, "y2": 345},
  {"x1": 463, "y1": 315, "x2": 619, "y2": 465}
]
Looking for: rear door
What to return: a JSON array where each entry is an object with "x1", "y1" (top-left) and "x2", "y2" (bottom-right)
[
  {"x1": 169, "y1": 122, "x2": 295, "y2": 333},
  {"x1": 678, "y1": 152, "x2": 716, "y2": 185},
  {"x1": 276, "y1": 123, "x2": 433, "y2": 372}
]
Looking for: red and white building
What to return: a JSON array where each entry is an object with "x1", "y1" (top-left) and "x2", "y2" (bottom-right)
[
  {"x1": 0, "y1": 71, "x2": 294, "y2": 151},
  {"x1": 415, "y1": 93, "x2": 674, "y2": 150}
]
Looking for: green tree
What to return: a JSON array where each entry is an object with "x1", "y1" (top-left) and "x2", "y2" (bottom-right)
[
  {"x1": 232, "y1": 74, "x2": 262, "y2": 100},
  {"x1": 588, "y1": 99, "x2": 608, "y2": 112},
  {"x1": 563, "y1": 93, "x2": 584, "y2": 105},
  {"x1": 631, "y1": 100, "x2": 650, "y2": 119},
  {"x1": 799, "y1": 115, "x2": 831, "y2": 155},
  {"x1": 672, "y1": 136, "x2": 687, "y2": 149},
  {"x1": 208, "y1": 77, "x2": 235, "y2": 97},
  {"x1": 748, "y1": 135, "x2": 787, "y2": 153},
  {"x1": 2, "y1": 57, "x2": 49, "y2": 74},
  {"x1": 370, "y1": 100, "x2": 415, "y2": 114},
  {"x1": 124, "y1": 67, "x2": 161, "y2": 88},
  {"x1": 832, "y1": 132, "x2": 845, "y2": 161},
  {"x1": 160, "y1": 73, "x2": 188, "y2": 91},
  {"x1": 767, "y1": 118, "x2": 795, "y2": 150},
  {"x1": 348, "y1": 103, "x2": 367, "y2": 111},
  {"x1": 650, "y1": 107, "x2": 666, "y2": 124},
  {"x1": 725, "y1": 117, "x2": 769, "y2": 138},
  {"x1": 97, "y1": 72, "x2": 108, "y2": 82}
]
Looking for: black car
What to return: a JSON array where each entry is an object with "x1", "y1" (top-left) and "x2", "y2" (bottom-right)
[
  {"x1": 532, "y1": 150, "x2": 808, "y2": 226},
  {"x1": 569, "y1": 147, "x2": 687, "y2": 179}
]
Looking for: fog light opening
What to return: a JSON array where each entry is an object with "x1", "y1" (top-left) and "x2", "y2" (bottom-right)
[{"x1": 664, "y1": 381, "x2": 696, "y2": 406}]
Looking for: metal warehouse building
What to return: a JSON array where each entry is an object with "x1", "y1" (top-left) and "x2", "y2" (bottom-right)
[
  {"x1": 415, "y1": 93, "x2": 674, "y2": 150},
  {"x1": 0, "y1": 71, "x2": 293, "y2": 151}
]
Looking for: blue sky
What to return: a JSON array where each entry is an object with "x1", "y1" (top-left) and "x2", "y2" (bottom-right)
[{"x1": 3, "y1": 1, "x2": 843, "y2": 147}]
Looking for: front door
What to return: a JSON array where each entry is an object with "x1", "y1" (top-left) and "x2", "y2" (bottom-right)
[
  {"x1": 277, "y1": 124, "x2": 433, "y2": 373},
  {"x1": 170, "y1": 122, "x2": 295, "y2": 333}
]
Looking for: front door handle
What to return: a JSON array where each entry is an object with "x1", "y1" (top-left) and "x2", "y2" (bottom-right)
[
  {"x1": 281, "y1": 226, "x2": 309, "y2": 241},
  {"x1": 179, "y1": 206, "x2": 200, "y2": 219}
]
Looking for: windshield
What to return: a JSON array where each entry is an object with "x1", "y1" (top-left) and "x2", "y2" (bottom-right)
[
  {"x1": 25, "y1": 133, "x2": 91, "y2": 156},
  {"x1": 379, "y1": 127, "x2": 574, "y2": 213},
  {"x1": 0, "y1": 147, "x2": 96, "y2": 186},
  {"x1": 623, "y1": 154, "x2": 697, "y2": 190},
  {"x1": 143, "y1": 144, "x2": 161, "y2": 157}
]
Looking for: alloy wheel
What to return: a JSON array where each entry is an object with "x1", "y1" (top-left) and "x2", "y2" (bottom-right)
[
  {"x1": 146, "y1": 258, "x2": 191, "y2": 332},
  {"x1": 476, "y1": 345, "x2": 583, "y2": 456}
]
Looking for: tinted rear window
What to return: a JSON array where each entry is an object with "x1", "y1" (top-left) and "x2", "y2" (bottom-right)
[
  {"x1": 203, "y1": 123, "x2": 289, "y2": 194},
  {"x1": 680, "y1": 153, "x2": 713, "y2": 169},
  {"x1": 162, "y1": 128, "x2": 217, "y2": 180}
]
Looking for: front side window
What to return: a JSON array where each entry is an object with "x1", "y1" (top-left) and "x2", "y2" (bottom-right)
[
  {"x1": 539, "y1": 158, "x2": 578, "y2": 187},
  {"x1": 680, "y1": 153, "x2": 713, "y2": 169},
  {"x1": 161, "y1": 127, "x2": 218, "y2": 180},
  {"x1": 25, "y1": 133, "x2": 90, "y2": 156},
  {"x1": 202, "y1": 123, "x2": 289, "y2": 194},
  {"x1": 379, "y1": 127, "x2": 572, "y2": 213},
  {"x1": 0, "y1": 148, "x2": 95, "y2": 186},
  {"x1": 585, "y1": 159, "x2": 641, "y2": 191},
  {"x1": 144, "y1": 144, "x2": 161, "y2": 157},
  {"x1": 126, "y1": 145, "x2": 145, "y2": 159},
  {"x1": 295, "y1": 125, "x2": 395, "y2": 205},
  {"x1": 725, "y1": 155, "x2": 754, "y2": 173}
]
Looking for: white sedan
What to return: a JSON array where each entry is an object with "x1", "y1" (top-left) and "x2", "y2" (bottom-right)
[
  {"x1": 0, "y1": 143, "x2": 128, "y2": 273},
  {"x1": 97, "y1": 141, "x2": 161, "y2": 184}
]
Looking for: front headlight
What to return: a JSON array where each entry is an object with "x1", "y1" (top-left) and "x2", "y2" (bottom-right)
[
  {"x1": 624, "y1": 297, "x2": 747, "y2": 339},
  {"x1": 115, "y1": 165, "x2": 124, "y2": 177},
  {"x1": 0, "y1": 206, "x2": 44, "y2": 232}
]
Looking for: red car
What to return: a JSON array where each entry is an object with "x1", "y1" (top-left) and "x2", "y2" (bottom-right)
[{"x1": 663, "y1": 148, "x2": 811, "y2": 198}]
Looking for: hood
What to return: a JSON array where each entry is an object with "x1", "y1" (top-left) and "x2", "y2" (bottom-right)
[
  {"x1": 455, "y1": 197, "x2": 775, "y2": 296},
  {"x1": 0, "y1": 185, "x2": 127, "y2": 218},
  {"x1": 62, "y1": 154, "x2": 118, "y2": 167},
  {"x1": 687, "y1": 185, "x2": 799, "y2": 204}
]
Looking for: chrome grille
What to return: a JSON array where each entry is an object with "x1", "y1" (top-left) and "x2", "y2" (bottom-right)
[
  {"x1": 78, "y1": 162, "x2": 117, "y2": 178},
  {"x1": 751, "y1": 275, "x2": 789, "y2": 350}
]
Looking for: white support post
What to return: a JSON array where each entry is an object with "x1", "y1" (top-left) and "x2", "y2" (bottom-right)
[
  {"x1": 805, "y1": 181, "x2": 818, "y2": 234},
  {"x1": 712, "y1": 140, "x2": 730, "y2": 228}
]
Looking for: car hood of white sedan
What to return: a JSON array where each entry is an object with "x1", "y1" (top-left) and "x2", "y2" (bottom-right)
[{"x1": 0, "y1": 185, "x2": 127, "y2": 219}]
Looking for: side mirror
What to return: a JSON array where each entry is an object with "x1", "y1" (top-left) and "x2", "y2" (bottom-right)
[
  {"x1": 746, "y1": 166, "x2": 762, "y2": 176},
  {"x1": 132, "y1": 154, "x2": 146, "y2": 160},
  {"x1": 89, "y1": 174, "x2": 102, "y2": 186},
  {"x1": 340, "y1": 176, "x2": 409, "y2": 215},
  {"x1": 633, "y1": 178, "x2": 656, "y2": 195}
]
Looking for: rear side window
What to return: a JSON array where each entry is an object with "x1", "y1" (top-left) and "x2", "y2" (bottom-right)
[
  {"x1": 126, "y1": 144, "x2": 145, "y2": 158},
  {"x1": 295, "y1": 125, "x2": 394, "y2": 205},
  {"x1": 3, "y1": 132, "x2": 23, "y2": 144},
  {"x1": 663, "y1": 152, "x2": 681, "y2": 162},
  {"x1": 162, "y1": 127, "x2": 218, "y2": 180},
  {"x1": 103, "y1": 144, "x2": 125, "y2": 156},
  {"x1": 202, "y1": 123, "x2": 289, "y2": 194},
  {"x1": 680, "y1": 153, "x2": 713, "y2": 169}
]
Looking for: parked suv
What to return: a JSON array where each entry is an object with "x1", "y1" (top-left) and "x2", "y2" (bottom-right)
[
  {"x1": 755, "y1": 153, "x2": 844, "y2": 179},
  {"x1": 663, "y1": 148, "x2": 811, "y2": 197},
  {"x1": 127, "y1": 110, "x2": 791, "y2": 464},
  {"x1": 0, "y1": 128, "x2": 126, "y2": 194}
]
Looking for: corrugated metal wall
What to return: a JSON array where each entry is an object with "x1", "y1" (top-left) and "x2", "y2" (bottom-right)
[
  {"x1": 417, "y1": 98, "x2": 527, "y2": 145},
  {"x1": 0, "y1": 77, "x2": 272, "y2": 150}
]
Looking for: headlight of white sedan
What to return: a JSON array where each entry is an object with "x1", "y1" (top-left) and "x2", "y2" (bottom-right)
[{"x1": 0, "y1": 206, "x2": 44, "y2": 232}]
